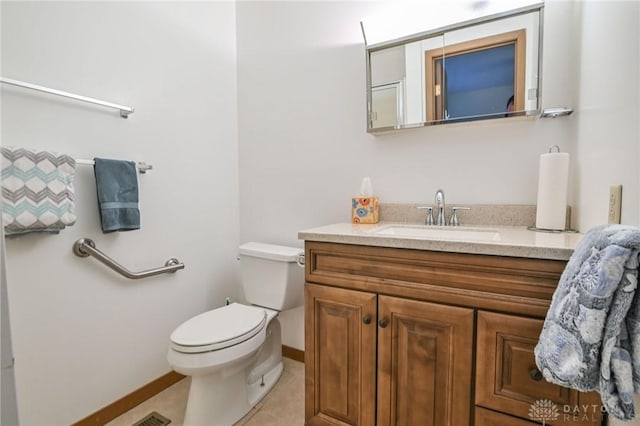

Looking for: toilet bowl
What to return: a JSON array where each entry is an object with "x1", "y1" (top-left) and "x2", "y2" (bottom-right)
[{"x1": 167, "y1": 242, "x2": 304, "y2": 426}]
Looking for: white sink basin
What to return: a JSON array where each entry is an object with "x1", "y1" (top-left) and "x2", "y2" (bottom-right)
[{"x1": 371, "y1": 225, "x2": 501, "y2": 242}]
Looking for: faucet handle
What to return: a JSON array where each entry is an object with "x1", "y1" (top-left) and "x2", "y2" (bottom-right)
[
  {"x1": 449, "y1": 207, "x2": 470, "y2": 226},
  {"x1": 416, "y1": 206, "x2": 434, "y2": 225}
]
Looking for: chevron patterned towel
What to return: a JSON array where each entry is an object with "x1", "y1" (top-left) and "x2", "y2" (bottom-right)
[{"x1": 1, "y1": 146, "x2": 77, "y2": 235}]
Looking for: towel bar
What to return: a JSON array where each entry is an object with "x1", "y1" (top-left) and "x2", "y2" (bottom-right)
[
  {"x1": 73, "y1": 238, "x2": 185, "y2": 279},
  {"x1": 76, "y1": 158, "x2": 153, "y2": 174},
  {"x1": 1, "y1": 77, "x2": 135, "y2": 118}
]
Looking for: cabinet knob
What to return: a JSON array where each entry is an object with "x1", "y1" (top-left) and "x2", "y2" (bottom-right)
[
  {"x1": 378, "y1": 318, "x2": 388, "y2": 328},
  {"x1": 363, "y1": 315, "x2": 372, "y2": 325},
  {"x1": 530, "y1": 368, "x2": 543, "y2": 381}
]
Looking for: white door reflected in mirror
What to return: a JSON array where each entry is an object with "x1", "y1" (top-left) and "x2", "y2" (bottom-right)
[{"x1": 371, "y1": 82, "x2": 403, "y2": 128}]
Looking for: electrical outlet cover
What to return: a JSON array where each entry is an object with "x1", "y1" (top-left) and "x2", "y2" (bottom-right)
[{"x1": 608, "y1": 185, "x2": 622, "y2": 224}]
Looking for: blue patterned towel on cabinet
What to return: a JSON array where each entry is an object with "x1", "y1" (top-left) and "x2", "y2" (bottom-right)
[
  {"x1": 534, "y1": 224, "x2": 640, "y2": 420},
  {"x1": 1, "y1": 146, "x2": 76, "y2": 235}
]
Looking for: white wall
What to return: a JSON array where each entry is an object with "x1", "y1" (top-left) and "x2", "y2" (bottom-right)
[
  {"x1": 1, "y1": 2, "x2": 239, "y2": 425},
  {"x1": 235, "y1": 0, "x2": 582, "y2": 234},
  {"x1": 2, "y1": 0, "x2": 638, "y2": 423},
  {"x1": 572, "y1": 3, "x2": 640, "y2": 424},
  {"x1": 570, "y1": 0, "x2": 640, "y2": 231},
  {"x1": 235, "y1": 3, "x2": 639, "y2": 422},
  {"x1": 1, "y1": 219, "x2": 19, "y2": 426},
  {"x1": 236, "y1": 1, "x2": 585, "y2": 349}
]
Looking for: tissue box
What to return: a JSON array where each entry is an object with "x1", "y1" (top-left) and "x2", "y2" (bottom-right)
[{"x1": 352, "y1": 197, "x2": 379, "y2": 224}]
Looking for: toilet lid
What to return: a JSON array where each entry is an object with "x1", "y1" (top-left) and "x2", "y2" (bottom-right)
[{"x1": 170, "y1": 303, "x2": 267, "y2": 353}]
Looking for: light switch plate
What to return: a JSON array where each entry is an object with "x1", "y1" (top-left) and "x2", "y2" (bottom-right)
[{"x1": 608, "y1": 185, "x2": 622, "y2": 224}]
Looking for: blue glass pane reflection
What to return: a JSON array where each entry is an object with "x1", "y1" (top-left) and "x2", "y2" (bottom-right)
[{"x1": 444, "y1": 44, "x2": 515, "y2": 119}]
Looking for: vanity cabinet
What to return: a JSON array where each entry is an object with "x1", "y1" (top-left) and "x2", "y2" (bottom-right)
[
  {"x1": 303, "y1": 241, "x2": 602, "y2": 426},
  {"x1": 377, "y1": 295, "x2": 473, "y2": 426},
  {"x1": 305, "y1": 284, "x2": 473, "y2": 425},
  {"x1": 304, "y1": 284, "x2": 377, "y2": 426},
  {"x1": 476, "y1": 311, "x2": 587, "y2": 426}
]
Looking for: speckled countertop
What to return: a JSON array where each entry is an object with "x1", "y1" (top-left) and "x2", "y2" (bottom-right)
[{"x1": 298, "y1": 222, "x2": 582, "y2": 261}]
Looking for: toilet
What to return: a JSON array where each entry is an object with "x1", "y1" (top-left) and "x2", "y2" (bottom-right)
[{"x1": 167, "y1": 242, "x2": 305, "y2": 426}]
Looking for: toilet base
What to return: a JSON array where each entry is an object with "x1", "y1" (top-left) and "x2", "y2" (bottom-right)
[
  {"x1": 247, "y1": 360, "x2": 283, "y2": 408},
  {"x1": 182, "y1": 361, "x2": 283, "y2": 426},
  {"x1": 180, "y1": 317, "x2": 284, "y2": 426}
]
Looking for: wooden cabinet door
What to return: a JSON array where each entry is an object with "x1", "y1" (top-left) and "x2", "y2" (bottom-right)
[
  {"x1": 476, "y1": 311, "x2": 602, "y2": 425},
  {"x1": 377, "y1": 295, "x2": 474, "y2": 426},
  {"x1": 305, "y1": 283, "x2": 377, "y2": 426}
]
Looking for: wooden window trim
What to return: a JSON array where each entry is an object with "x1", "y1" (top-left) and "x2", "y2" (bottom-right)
[{"x1": 425, "y1": 29, "x2": 526, "y2": 121}]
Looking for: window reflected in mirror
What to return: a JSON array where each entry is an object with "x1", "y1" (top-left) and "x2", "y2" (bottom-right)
[
  {"x1": 427, "y1": 30, "x2": 525, "y2": 122},
  {"x1": 365, "y1": 4, "x2": 542, "y2": 132}
]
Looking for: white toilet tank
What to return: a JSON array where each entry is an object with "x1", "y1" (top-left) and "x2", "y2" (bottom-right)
[{"x1": 238, "y1": 242, "x2": 305, "y2": 311}]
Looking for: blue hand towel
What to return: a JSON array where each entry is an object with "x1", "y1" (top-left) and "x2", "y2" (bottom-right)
[
  {"x1": 1, "y1": 146, "x2": 77, "y2": 235},
  {"x1": 94, "y1": 158, "x2": 140, "y2": 233}
]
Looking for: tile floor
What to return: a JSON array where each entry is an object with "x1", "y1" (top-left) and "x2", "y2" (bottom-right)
[{"x1": 106, "y1": 357, "x2": 304, "y2": 426}]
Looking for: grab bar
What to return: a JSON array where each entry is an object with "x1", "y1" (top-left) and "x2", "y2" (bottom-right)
[{"x1": 73, "y1": 238, "x2": 185, "y2": 279}]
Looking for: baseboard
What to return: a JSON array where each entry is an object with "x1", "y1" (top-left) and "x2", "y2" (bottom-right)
[
  {"x1": 71, "y1": 370, "x2": 185, "y2": 426},
  {"x1": 73, "y1": 345, "x2": 305, "y2": 425},
  {"x1": 282, "y1": 344, "x2": 304, "y2": 362}
]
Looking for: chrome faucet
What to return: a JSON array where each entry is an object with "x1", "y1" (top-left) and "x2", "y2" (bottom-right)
[{"x1": 435, "y1": 189, "x2": 446, "y2": 226}]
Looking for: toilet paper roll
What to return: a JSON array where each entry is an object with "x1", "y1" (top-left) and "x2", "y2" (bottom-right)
[{"x1": 535, "y1": 152, "x2": 570, "y2": 230}]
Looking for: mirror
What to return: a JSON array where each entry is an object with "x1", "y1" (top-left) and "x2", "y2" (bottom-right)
[{"x1": 365, "y1": 4, "x2": 543, "y2": 132}]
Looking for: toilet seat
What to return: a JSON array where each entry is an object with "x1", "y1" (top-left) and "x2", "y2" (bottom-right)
[{"x1": 170, "y1": 303, "x2": 267, "y2": 354}]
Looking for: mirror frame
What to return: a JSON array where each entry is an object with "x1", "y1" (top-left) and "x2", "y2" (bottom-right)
[{"x1": 364, "y1": 2, "x2": 544, "y2": 133}]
